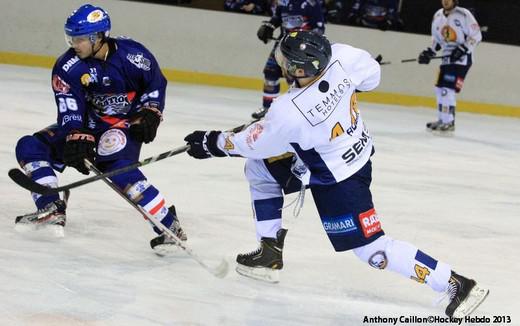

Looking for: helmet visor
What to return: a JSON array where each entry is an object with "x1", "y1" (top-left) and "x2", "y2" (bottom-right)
[{"x1": 64, "y1": 33, "x2": 97, "y2": 47}]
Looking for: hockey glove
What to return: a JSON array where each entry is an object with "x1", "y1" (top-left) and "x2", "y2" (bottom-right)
[
  {"x1": 450, "y1": 44, "x2": 468, "y2": 63},
  {"x1": 129, "y1": 106, "x2": 162, "y2": 144},
  {"x1": 63, "y1": 130, "x2": 96, "y2": 175},
  {"x1": 257, "y1": 22, "x2": 275, "y2": 44},
  {"x1": 184, "y1": 130, "x2": 226, "y2": 159},
  {"x1": 418, "y1": 48, "x2": 435, "y2": 64}
]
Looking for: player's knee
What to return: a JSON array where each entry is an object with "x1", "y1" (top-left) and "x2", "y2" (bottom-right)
[
  {"x1": 104, "y1": 160, "x2": 147, "y2": 190},
  {"x1": 353, "y1": 235, "x2": 392, "y2": 270},
  {"x1": 244, "y1": 159, "x2": 268, "y2": 181},
  {"x1": 15, "y1": 135, "x2": 49, "y2": 163}
]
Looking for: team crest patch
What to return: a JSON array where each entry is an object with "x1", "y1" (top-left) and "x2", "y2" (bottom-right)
[
  {"x1": 87, "y1": 10, "x2": 105, "y2": 23},
  {"x1": 98, "y1": 129, "x2": 127, "y2": 156},
  {"x1": 358, "y1": 208, "x2": 381, "y2": 238}
]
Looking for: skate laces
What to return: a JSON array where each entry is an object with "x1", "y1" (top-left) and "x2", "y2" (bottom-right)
[
  {"x1": 434, "y1": 276, "x2": 459, "y2": 306},
  {"x1": 242, "y1": 245, "x2": 262, "y2": 258},
  {"x1": 279, "y1": 183, "x2": 306, "y2": 218}
]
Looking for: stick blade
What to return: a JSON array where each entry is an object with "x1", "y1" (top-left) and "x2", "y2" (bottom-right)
[
  {"x1": 211, "y1": 259, "x2": 229, "y2": 279},
  {"x1": 8, "y1": 168, "x2": 54, "y2": 194}
]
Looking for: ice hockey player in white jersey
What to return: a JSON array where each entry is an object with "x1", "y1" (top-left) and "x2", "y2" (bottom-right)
[
  {"x1": 418, "y1": 0, "x2": 482, "y2": 132},
  {"x1": 184, "y1": 31, "x2": 489, "y2": 317}
]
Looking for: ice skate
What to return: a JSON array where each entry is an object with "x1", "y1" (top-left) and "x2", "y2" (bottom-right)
[
  {"x1": 236, "y1": 228, "x2": 287, "y2": 283},
  {"x1": 15, "y1": 197, "x2": 67, "y2": 238},
  {"x1": 445, "y1": 271, "x2": 489, "y2": 318},
  {"x1": 251, "y1": 107, "x2": 269, "y2": 119},
  {"x1": 426, "y1": 120, "x2": 442, "y2": 131},
  {"x1": 150, "y1": 205, "x2": 187, "y2": 256}
]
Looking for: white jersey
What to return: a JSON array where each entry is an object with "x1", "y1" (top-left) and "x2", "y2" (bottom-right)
[
  {"x1": 431, "y1": 6, "x2": 482, "y2": 66},
  {"x1": 217, "y1": 43, "x2": 380, "y2": 186}
]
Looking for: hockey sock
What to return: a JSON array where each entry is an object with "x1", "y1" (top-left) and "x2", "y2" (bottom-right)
[
  {"x1": 354, "y1": 235, "x2": 452, "y2": 292},
  {"x1": 107, "y1": 161, "x2": 173, "y2": 234},
  {"x1": 245, "y1": 159, "x2": 285, "y2": 240},
  {"x1": 253, "y1": 197, "x2": 283, "y2": 240},
  {"x1": 435, "y1": 87, "x2": 456, "y2": 124},
  {"x1": 262, "y1": 79, "x2": 280, "y2": 109},
  {"x1": 22, "y1": 161, "x2": 60, "y2": 210}
]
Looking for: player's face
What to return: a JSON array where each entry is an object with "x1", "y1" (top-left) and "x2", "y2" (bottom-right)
[
  {"x1": 441, "y1": 0, "x2": 455, "y2": 10},
  {"x1": 65, "y1": 34, "x2": 95, "y2": 59}
]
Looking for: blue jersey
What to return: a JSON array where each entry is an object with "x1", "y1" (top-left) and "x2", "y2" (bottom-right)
[
  {"x1": 51, "y1": 37, "x2": 167, "y2": 133},
  {"x1": 271, "y1": 0, "x2": 325, "y2": 34}
]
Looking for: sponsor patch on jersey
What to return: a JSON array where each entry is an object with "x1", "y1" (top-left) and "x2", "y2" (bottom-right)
[
  {"x1": 292, "y1": 60, "x2": 352, "y2": 126},
  {"x1": 245, "y1": 123, "x2": 264, "y2": 149},
  {"x1": 91, "y1": 92, "x2": 136, "y2": 115},
  {"x1": 62, "y1": 56, "x2": 79, "y2": 72},
  {"x1": 358, "y1": 208, "x2": 381, "y2": 238},
  {"x1": 61, "y1": 114, "x2": 82, "y2": 126},
  {"x1": 87, "y1": 10, "x2": 105, "y2": 23},
  {"x1": 322, "y1": 214, "x2": 357, "y2": 235},
  {"x1": 98, "y1": 129, "x2": 127, "y2": 156},
  {"x1": 341, "y1": 127, "x2": 371, "y2": 164},
  {"x1": 127, "y1": 53, "x2": 151, "y2": 71},
  {"x1": 52, "y1": 74, "x2": 70, "y2": 94}
]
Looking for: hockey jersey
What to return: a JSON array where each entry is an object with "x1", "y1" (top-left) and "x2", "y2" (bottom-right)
[
  {"x1": 431, "y1": 6, "x2": 482, "y2": 66},
  {"x1": 50, "y1": 37, "x2": 167, "y2": 133},
  {"x1": 217, "y1": 43, "x2": 380, "y2": 186}
]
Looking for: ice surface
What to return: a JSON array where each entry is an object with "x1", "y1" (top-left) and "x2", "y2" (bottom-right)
[{"x1": 0, "y1": 64, "x2": 519, "y2": 325}]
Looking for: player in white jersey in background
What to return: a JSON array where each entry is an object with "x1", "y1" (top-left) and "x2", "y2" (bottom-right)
[
  {"x1": 184, "y1": 31, "x2": 488, "y2": 317},
  {"x1": 418, "y1": 0, "x2": 482, "y2": 132}
]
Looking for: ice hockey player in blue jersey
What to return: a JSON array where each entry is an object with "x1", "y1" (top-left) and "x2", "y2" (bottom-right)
[
  {"x1": 14, "y1": 4, "x2": 186, "y2": 252},
  {"x1": 184, "y1": 31, "x2": 489, "y2": 317},
  {"x1": 252, "y1": 0, "x2": 325, "y2": 119}
]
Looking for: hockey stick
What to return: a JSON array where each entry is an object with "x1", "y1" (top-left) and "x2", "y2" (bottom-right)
[
  {"x1": 84, "y1": 159, "x2": 229, "y2": 278},
  {"x1": 8, "y1": 144, "x2": 190, "y2": 196},
  {"x1": 401, "y1": 55, "x2": 447, "y2": 63}
]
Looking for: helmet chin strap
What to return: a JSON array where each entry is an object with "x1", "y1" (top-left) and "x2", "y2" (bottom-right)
[{"x1": 90, "y1": 33, "x2": 106, "y2": 58}]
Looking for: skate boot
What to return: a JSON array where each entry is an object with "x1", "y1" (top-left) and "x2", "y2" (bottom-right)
[
  {"x1": 437, "y1": 121, "x2": 455, "y2": 132},
  {"x1": 445, "y1": 271, "x2": 489, "y2": 318},
  {"x1": 426, "y1": 120, "x2": 442, "y2": 131},
  {"x1": 15, "y1": 199, "x2": 67, "y2": 237},
  {"x1": 251, "y1": 107, "x2": 269, "y2": 120},
  {"x1": 236, "y1": 228, "x2": 287, "y2": 283},
  {"x1": 150, "y1": 205, "x2": 187, "y2": 256}
]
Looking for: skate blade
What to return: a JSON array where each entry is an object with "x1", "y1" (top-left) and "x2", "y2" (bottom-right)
[
  {"x1": 235, "y1": 264, "x2": 280, "y2": 283},
  {"x1": 452, "y1": 284, "x2": 490, "y2": 318},
  {"x1": 153, "y1": 243, "x2": 183, "y2": 257},
  {"x1": 431, "y1": 129, "x2": 455, "y2": 137},
  {"x1": 14, "y1": 223, "x2": 65, "y2": 238}
]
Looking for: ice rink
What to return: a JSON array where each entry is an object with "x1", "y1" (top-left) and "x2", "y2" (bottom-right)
[{"x1": 0, "y1": 64, "x2": 519, "y2": 325}]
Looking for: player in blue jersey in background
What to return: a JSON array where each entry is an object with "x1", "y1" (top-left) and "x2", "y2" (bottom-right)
[
  {"x1": 14, "y1": 4, "x2": 186, "y2": 253},
  {"x1": 252, "y1": 0, "x2": 325, "y2": 119}
]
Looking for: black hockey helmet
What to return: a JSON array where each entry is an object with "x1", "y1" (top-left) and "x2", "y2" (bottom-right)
[{"x1": 276, "y1": 31, "x2": 332, "y2": 78}]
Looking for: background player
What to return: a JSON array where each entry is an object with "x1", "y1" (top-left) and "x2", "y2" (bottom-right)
[
  {"x1": 418, "y1": 0, "x2": 481, "y2": 132},
  {"x1": 184, "y1": 31, "x2": 489, "y2": 317},
  {"x1": 252, "y1": 0, "x2": 325, "y2": 119},
  {"x1": 14, "y1": 4, "x2": 186, "y2": 253}
]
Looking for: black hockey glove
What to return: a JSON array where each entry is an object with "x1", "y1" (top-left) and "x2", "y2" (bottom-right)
[
  {"x1": 184, "y1": 130, "x2": 226, "y2": 159},
  {"x1": 129, "y1": 106, "x2": 162, "y2": 144},
  {"x1": 63, "y1": 130, "x2": 96, "y2": 175},
  {"x1": 418, "y1": 48, "x2": 436, "y2": 64},
  {"x1": 450, "y1": 44, "x2": 468, "y2": 63},
  {"x1": 257, "y1": 21, "x2": 275, "y2": 44}
]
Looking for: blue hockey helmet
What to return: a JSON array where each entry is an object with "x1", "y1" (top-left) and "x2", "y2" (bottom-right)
[{"x1": 64, "y1": 4, "x2": 111, "y2": 44}]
